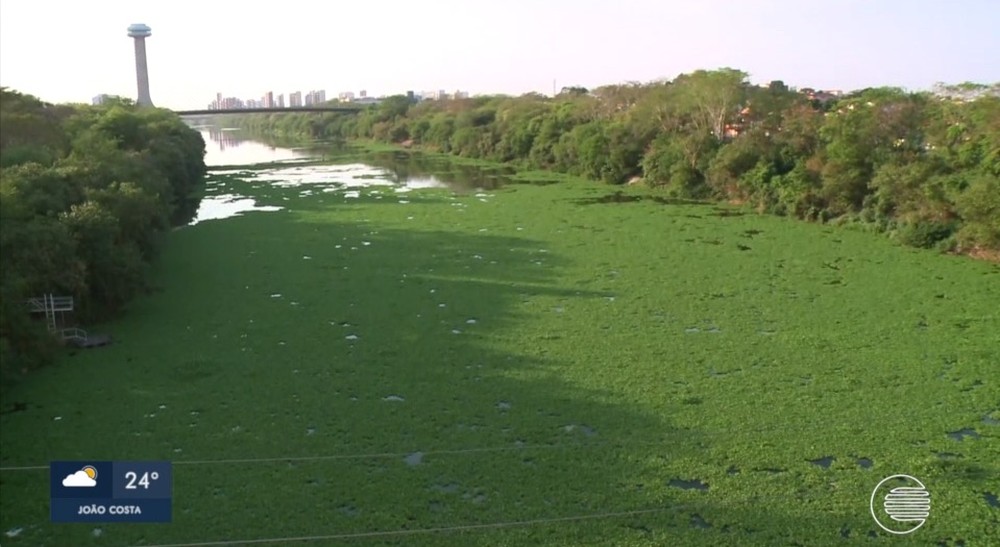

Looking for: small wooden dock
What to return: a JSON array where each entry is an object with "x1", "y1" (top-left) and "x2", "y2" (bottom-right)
[{"x1": 70, "y1": 333, "x2": 112, "y2": 349}]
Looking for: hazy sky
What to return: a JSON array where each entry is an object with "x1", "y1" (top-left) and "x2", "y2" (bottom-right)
[{"x1": 1, "y1": 0, "x2": 997, "y2": 110}]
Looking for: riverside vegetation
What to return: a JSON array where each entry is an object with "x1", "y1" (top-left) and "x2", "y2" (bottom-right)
[
  {"x1": 1, "y1": 154, "x2": 997, "y2": 545},
  {"x1": 0, "y1": 73, "x2": 997, "y2": 545},
  {"x1": 231, "y1": 69, "x2": 1000, "y2": 258},
  {"x1": 0, "y1": 88, "x2": 207, "y2": 383}
]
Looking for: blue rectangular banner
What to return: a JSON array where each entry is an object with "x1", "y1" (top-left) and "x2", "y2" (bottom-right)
[{"x1": 51, "y1": 461, "x2": 172, "y2": 523}]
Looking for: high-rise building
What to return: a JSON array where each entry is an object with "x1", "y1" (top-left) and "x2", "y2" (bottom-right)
[
  {"x1": 265, "y1": 91, "x2": 274, "y2": 108},
  {"x1": 127, "y1": 24, "x2": 154, "y2": 106},
  {"x1": 289, "y1": 91, "x2": 302, "y2": 107},
  {"x1": 92, "y1": 94, "x2": 111, "y2": 105},
  {"x1": 304, "y1": 90, "x2": 326, "y2": 106},
  {"x1": 421, "y1": 90, "x2": 450, "y2": 100},
  {"x1": 359, "y1": 90, "x2": 367, "y2": 98},
  {"x1": 277, "y1": 94, "x2": 285, "y2": 108},
  {"x1": 339, "y1": 91, "x2": 355, "y2": 101}
]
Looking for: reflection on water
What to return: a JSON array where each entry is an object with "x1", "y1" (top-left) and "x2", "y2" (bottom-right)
[
  {"x1": 201, "y1": 128, "x2": 311, "y2": 167},
  {"x1": 189, "y1": 194, "x2": 284, "y2": 225},
  {"x1": 198, "y1": 125, "x2": 552, "y2": 202},
  {"x1": 243, "y1": 163, "x2": 452, "y2": 193},
  {"x1": 208, "y1": 127, "x2": 243, "y2": 152},
  {"x1": 199, "y1": 127, "x2": 522, "y2": 192},
  {"x1": 191, "y1": 127, "x2": 521, "y2": 227}
]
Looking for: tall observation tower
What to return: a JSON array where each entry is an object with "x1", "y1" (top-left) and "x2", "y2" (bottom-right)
[{"x1": 127, "y1": 23, "x2": 154, "y2": 107}]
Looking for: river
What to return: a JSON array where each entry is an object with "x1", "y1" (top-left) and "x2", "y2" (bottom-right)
[
  {"x1": 199, "y1": 126, "x2": 313, "y2": 166},
  {"x1": 188, "y1": 126, "x2": 516, "y2": 225}
]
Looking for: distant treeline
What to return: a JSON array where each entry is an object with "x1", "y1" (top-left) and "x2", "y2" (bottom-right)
[
  {"x1": 0, "y1": 88, "x2": 207, "y2": 381},
  {"x1": 232, "y1": 69, "x2": 999, "y2": 256}
]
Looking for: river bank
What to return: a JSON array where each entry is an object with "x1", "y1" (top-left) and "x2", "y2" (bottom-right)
[{"x1": 3, "y1": 131, "x2": 997, "y2": 544}]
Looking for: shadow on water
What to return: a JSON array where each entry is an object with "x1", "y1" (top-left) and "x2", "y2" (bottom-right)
[
  {"x1": 574, "y1": 191, "x2": 699, "y2": 206},
  {"x1": 572, "y1": 192, "x2": 750, "y2": 221},
  {"x1": 13, "y1": 128, "x2": 983, "y2": 545},
  {"x1": 0, "y1": 190, "x2": 696, "y2": 545},
  {"x1": 359, "y1": 150, "x2": 523, "y2": 191},
  {"x1": 2, "y1": 180, "x2": 940, "y2": 545}
]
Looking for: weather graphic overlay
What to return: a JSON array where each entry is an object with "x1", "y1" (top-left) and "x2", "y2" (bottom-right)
[
  {"x1": 870, "y1": 474, "x2": 931, "y2": 535},
  {"x1": 50, "y1": 461, "x2": 172, "y2": 523}
]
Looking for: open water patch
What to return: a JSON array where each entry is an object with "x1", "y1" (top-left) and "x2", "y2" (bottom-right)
[
  {"x1": 189, "y1": 194, "x2": 283, "y2": 225},
  {"x1": 669, "y1": 478, "x2": 709, "y2": 491},
  {"x1": 394, "y1": 177, "x2": 452, "y2": 192},
  {"x1": 431, "y1": 482, "x2": 460, "y2": 494},
  {"x1": 562, "y1": 424, "x2": 597, "y2": 437},
  {"x1": 985, "y1": 492, "x2": 999, "y2": 508},
  {"x1": 690, "y1": 514, "x2": 712, "y2": 529},
  {"x1": 947, "y1": 428, "x2": 981, "y2": 441},
  {"x1": 808, "y1": 456, "x2": 835, "y2": 469},
  {"x1": 236, "y1": 163, "x2": 454, "y2": 195},
  {"x1": 252, "y1": 164, "x2": 385, "y2": 188}
]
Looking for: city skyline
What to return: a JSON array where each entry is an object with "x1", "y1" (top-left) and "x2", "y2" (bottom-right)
[
  {"x1": 203, "y1": 88, "x2": 472, "y2": 110},
  {"x1": 208, "y1": 89, "x2": 327, "y2": 109},
  {"x1": 1, "y1": 0, "x2": 998, "y2": 110}
]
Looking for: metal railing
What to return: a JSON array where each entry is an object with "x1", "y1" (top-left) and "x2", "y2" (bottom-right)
[{"x1": 60, "y1": 328, "x2": 88, "y2": 342}]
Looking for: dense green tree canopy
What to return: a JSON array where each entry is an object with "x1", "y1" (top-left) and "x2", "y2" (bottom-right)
[
  {"x1": 232, "y1": 69, "x2": 999, "y2": 256},
  {"x1": 0, "y1": 88, "x2": 207, "y2": 383}
]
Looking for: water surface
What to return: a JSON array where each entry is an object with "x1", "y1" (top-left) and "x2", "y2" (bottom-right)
[
  {"x1": 201, "y1": 128, "x2": 312, "y2": 167},
  {"x1": 189, "y1": 128, "x2": 517, "y2": 225}
]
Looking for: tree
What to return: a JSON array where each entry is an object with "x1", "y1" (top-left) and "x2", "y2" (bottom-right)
[
  {"x1": 1, "y1": 89, "x2": 208, "y2": 381},
  {"x1": 955, "y1": 175, "x2": 1000, "y2": 249},
  {"x1": 671, "y1": 68, "x2": 750, "y2": 140},
  {"x1": 217, "y1": 71, "x2": 999, "y2": 259}
]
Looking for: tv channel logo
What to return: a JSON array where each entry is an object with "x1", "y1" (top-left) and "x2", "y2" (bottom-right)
[{"x1": 870, "y1": 474, "x2": 930, "y2": 535}]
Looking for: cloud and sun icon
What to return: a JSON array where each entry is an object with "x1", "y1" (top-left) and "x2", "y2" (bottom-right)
[{"x1": 62, "y1": 465, "x2": 98, "y2": 487}]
